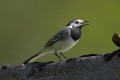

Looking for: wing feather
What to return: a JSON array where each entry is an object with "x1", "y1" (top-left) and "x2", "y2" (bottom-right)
[{"x1": 44, "y1": 28, "x2": 67, "y2": 47}]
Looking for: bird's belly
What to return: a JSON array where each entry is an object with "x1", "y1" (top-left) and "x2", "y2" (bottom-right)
[{"x1": 52, "y1": 38, "x2": 79, "y2": 52}]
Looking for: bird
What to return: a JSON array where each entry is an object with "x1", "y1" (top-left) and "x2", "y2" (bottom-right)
[{"x1": 23, "y1": 19, "x2": 89, "y2": 64}]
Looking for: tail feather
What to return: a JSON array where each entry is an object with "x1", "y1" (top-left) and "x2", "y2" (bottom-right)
[{"x1": 23, "y1": 49, "x2": 46, "y2": 64}]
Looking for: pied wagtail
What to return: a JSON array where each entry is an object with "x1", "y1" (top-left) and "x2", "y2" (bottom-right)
[{"x1": 24, "y1": 19, "x2": 89, "y2": 64}]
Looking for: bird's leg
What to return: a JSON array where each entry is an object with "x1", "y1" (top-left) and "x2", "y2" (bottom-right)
[
  {"x1": 55, "y1": 51, "x2": 62, "y2": 60},
  {"x1": 60, "y1": 52, "x2": 67, "y2": 59}
]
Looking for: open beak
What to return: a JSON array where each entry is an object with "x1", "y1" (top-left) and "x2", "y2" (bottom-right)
[{"x1": 83, "y1": 20, "x2": 89, "y2": 25}]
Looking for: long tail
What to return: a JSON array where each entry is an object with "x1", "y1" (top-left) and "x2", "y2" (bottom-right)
[{"x1": 23, "y1": 48, "x2": 47, "y2": 64}]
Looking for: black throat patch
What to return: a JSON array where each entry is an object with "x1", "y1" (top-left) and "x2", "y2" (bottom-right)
[{"x1": 70, "y1": 28, "x2": 81, "y2": 41}]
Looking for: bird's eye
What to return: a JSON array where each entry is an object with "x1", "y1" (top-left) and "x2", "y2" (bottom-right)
[{"x1": 75, "y1": 21, "x2": 79, "y2": 24}]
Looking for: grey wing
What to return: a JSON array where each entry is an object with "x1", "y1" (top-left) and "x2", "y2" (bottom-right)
[{"x1": 44, "y1": 28, "x2": 69, "y2": 47}]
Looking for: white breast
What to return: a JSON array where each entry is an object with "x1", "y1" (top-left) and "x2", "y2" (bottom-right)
[{"x1": 52, "y1": 37, "x2": 79, "y2": 53}]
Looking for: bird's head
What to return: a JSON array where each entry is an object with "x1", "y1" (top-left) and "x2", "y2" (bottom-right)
[{"x1": 67, "y1": 19, "x2": 89, "y2": 29}]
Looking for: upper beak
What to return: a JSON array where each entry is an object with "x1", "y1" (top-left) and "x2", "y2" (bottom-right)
[{"x1": 84, "y1": 21, "x2": 89, "y2": 22}]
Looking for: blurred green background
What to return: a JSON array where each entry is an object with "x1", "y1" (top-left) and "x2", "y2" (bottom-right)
[{"x1": 0, "y1": 0, "x2": 120, "y2": 65}]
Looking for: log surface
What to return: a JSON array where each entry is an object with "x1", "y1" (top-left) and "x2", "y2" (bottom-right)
[{"x1": 0, "y1": 49, "x2": 120, "y2": 80}]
